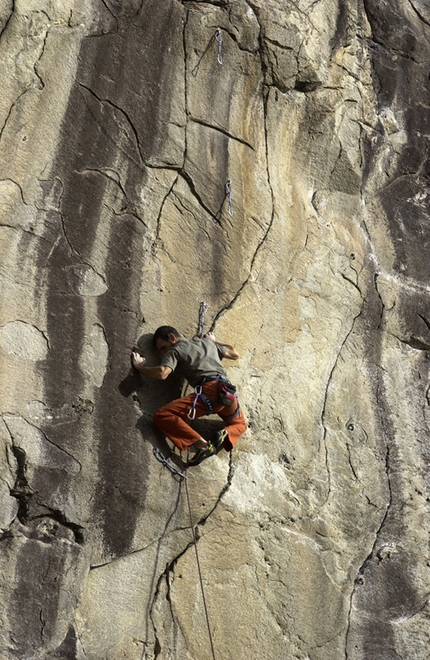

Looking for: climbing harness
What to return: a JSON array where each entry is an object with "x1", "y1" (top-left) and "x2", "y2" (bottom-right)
[
  {"x1": 215, "y1": 29, "x2": 223, "y2": 65},
  {"x1": 219, "y1": 400, "x2": 241, "y2": 421},
  {"x1": 197, "y1": 300, "x2": 209, "y2": 337},
  {"x1": 188, "y1": 374, "x2": 240, "y2": 421},
  {"x1": 153, "y1": 447, "x2": 187, "y2": 479},
  {"x1": 225, "y1": 179, "x2": 233, "y2": 216},
  {"x1": 184, "y1": 464, "x2": 217, "y2": 660}
]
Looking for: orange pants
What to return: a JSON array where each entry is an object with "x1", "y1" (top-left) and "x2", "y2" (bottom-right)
[{"x1": 153, "y1": 381, "x2": 246, "y2": 452}]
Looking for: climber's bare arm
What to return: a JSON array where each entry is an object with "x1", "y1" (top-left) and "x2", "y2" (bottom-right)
[
  {"x1": 222, "y1": 345, "x2": 240, "y2": 360},
  {"x1": 221, "y1": 344, "x2": 240, "y2": 360},
  {"x1": 132, "y1": 352, "x2": 172, "y2": 380},
  {"x1": 203, "y1": 333, "x2": 240, "y2": 360}
]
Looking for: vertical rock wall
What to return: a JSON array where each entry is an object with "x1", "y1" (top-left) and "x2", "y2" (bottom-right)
[{"x1": 0, "y1": 1, "x2": 429, "y2": 658}]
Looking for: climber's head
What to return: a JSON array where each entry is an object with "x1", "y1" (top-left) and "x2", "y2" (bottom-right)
[{"x1": 153, "y1": 326, "x2": 181, "y2": 354}]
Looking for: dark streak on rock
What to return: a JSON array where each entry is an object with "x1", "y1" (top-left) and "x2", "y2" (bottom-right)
[
  {"x1": 41, "y1": 0, "x2": 186, "y2": 571},
  {"x1": 79, "y1": 83, "x2": 145, "y2": 162},
  {"x1": 345, "y1": 277, "x2": 422, "y2": 655},
  {"x1": 8, "y1": 535, "x2": 84, "y2": 658},
  {"x1": 351, "y1": 12, "x2": 430, "y2": 649},
  {"x1": 363, "y1": 1, "x2": 430, "y2": 281},
  {"x1": 9, "y1": 445, "x2": 32, "y2": 521},
  {"x1": 330, "y1": 0, "x2": 350, "y2": 55}
]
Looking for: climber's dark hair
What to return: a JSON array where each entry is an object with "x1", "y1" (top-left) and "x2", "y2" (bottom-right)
[{"x1": 152, "y1": 326, "x2": 181, "y2": 347}]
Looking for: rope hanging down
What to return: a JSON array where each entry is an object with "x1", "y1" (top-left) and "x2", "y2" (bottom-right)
[
  {"x1": 187, "y1": 302, "x2": 217, "y2": 656},
  {"x1": 184, "y1": 467, "x2": 217, "y2": 660},
  {"x1": 215, "y1": 29, "x2": 223, "y2": 65},
  {"x1": 225, "y1": 179, "x2": 233, "y2": 216},
  {"x1": 155, "y1": 22, "x2": 234, "y2": 660}
]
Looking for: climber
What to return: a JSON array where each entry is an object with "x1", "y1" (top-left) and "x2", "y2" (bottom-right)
[{"x1": 132, "y1": 326, "x2": 246, "y2": 466}]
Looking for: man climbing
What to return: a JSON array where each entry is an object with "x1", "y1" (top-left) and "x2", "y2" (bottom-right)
[{"x1": 132, "y1": 326, "x2": 246, "y2": 466}]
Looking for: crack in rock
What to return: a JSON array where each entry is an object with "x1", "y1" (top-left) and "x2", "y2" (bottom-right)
[
  {"x1": 78, "y1": 83, "x2": 144, "y2": 162},
  {"x1": 146, "y1": 456, "x2": 235, "y2": 656},
  {"x1": 3, "y1": 414, "x2": 82, "y2": 476},
  {"x1": 0, "y1": 320, "x2": 49, "y2": 361},
  {"x1": 211, "y1": 83, "x2": 276, "y2": 327},
  {"x1": 189, "y1": 115, "x2": 255, "y2": 150},
  {"x1": 319, "y1": 305, "x2": 365, "y2": 504}
]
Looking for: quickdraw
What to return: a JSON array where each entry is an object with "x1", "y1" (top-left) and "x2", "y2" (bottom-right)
[
  {"x1": 215, "y1": 29, "x2": 223, "y2": 65},
  {"x1": 188, "y1": 384, "x2": 215, "y2": 419},
  {"x1": 225, "y1": 179, "x2": 233, "y2": 216},
  {"x1": 197, "y1": 301, "x2": 209, "y2": 338},
  {"x1": 188, "y1": 385, "x2": 202, "y2": 420},
  {"x1": 153, "y1": 447, "x2": 187, "y2": 479}
]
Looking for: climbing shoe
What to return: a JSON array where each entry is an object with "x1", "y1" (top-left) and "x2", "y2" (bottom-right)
[
  {"x1": 213, "y1": 428, "x2": 228, "y2": 453},
  {"x1": 188, "y1": 442, "x2": 216, "y2": 467}
]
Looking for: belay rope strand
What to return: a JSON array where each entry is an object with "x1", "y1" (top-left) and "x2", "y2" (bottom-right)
[
  {"x1": 184, "y1": 466, "x2": 217, "y2": 660},
  {"x1": 183, "y1": 300, "x2": 217, "y2": 659},
  {"x1": 151, "y1": 16, "x2": 236, "y2": 656}
]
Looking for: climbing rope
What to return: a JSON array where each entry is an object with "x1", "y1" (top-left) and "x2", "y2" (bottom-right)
[
  {"x1": 160, "y1": 22, "x2": 232, "y2": 649},
  {"x1": 225, "y1": 179, "x2": 233, "y2": 216},
  {"x1": 184, "y1": 466, "x2": 217, "y2": 660},
  {"x1": 197, "y1": 301, "x2": 208, "y2": 337},
  {"x1": 215, "y1": 29, "x2": 223, "y2": 65}
]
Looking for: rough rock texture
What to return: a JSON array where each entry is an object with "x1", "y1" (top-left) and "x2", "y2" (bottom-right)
[{"x1": 0, "y1": 1, "x2": 429, "y2": 658}]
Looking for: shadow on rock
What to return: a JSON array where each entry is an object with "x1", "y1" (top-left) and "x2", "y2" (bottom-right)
[
  {"x1": 136, "y1": 414, "x2": 187, "y2": 471},
  {"x1": 118, "y1": 332, "x2": 155, "y2": 398}
]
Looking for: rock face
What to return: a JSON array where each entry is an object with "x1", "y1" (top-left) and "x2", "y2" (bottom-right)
[{"x1": 0, "y1": 1, "x2": 429, "y2": 658}]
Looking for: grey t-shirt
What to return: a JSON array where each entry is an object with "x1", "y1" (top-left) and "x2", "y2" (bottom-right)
[{"x1": 160, "y1": 338, "x2": 227, "y2": 387}]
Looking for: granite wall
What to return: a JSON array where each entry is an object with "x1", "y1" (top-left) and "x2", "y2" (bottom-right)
[{"x1": 0, "y1": 1, "x2": 429, "y2": 658}]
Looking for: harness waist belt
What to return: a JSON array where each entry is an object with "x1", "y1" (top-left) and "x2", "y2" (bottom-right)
[
  {"x1": 196, "y1": 373, "x2": 229, "y2": 386},
  {"x1": 188, "y1": 376, "x2": 241, "y2": 420}
]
